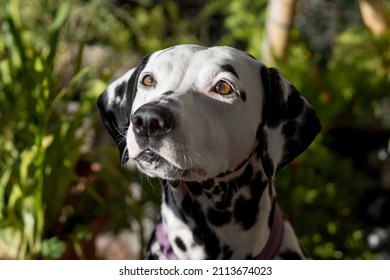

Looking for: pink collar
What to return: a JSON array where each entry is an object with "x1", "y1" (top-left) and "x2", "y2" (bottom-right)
[
  {"x1": 155, "y1": 213, "x2": 179, "y2": 260},
  {"x1": 255, "y1": 204, "x2": 284, "y2": 259},
  {"x1": 155, "y1": 204, "x2": 284, "y2": 260}
]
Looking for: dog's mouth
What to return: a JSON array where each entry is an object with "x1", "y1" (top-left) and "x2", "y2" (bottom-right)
[
  {"x1": 134, "y1": 149, "x2": 206, "y2": 180},
  {"x1": 134, "y1": 149, "x2": 185, "y2": 178},
  {"x1": 136, "y1": 149, "x2": 166, "y2": 165}
]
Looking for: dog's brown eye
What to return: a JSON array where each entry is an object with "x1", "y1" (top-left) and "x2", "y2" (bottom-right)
[
  {"x1": 214, "y1": 81, "x2": 233, "y2": 95},
  {"x1": 142, "y1": 75, "x2": 157, "y2": 87}
]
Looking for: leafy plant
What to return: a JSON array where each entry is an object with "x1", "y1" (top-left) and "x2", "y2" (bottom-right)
[
  {"x1": 273, "y1": 26, "x2": 390, "y2": 259},
  {"x1": 0, "y1": 0, "x2": 103, "y2": 259}
]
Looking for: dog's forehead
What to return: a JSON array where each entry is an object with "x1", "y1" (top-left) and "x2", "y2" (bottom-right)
[{"x1": 148, "y1": 45, "x2": 255, "y2": 73}]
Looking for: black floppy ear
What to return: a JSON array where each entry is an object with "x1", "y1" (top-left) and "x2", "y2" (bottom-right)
[
  {"x1": 97, "y1": 56, "x2": 149, "y2": 164},
  {"x1": 256, "y1": 66, "x2": 321, "y2": 180}
]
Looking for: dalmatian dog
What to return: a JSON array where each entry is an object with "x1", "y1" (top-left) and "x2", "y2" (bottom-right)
[{"x1": 97, "y1": 45, "x2": 321, "y2": 259}]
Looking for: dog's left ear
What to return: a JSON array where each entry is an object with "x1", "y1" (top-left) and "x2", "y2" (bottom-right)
[
  {"x1": 257, "y1": 66, "x2": 321, "y2": 180},
  {"x1": 97, "y1": 56, "x2": 149, "y2": 164}
]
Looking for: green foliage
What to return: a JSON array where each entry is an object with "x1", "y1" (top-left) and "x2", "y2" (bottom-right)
[
  {"x1": 273, "y1": 27, "x2": 390, "y2": 259},
  {"x1": 202, "y1": 0, "x2": 268, "y2": 55},
  {"x1": 129, "y1": 1, "x2": 197, "y2": 52},
  {"x1": 278, "y1": 28, "x2": 390, "y2": 129},
  {"x1": 65, "y1": 0, "x2": 198, "y2": 54},
  {"x1": 277, "y1": 138, "x2": 375, "y2": 259},
  {"x1": 41, "y1": 237, "x2": 67, "y2": 260},
  {"x1": 0, "y1": 0, "x2": 164, "y2": 260},
  {"x1": 0, "y1": 0, "x2": 104, "y2": 259},
  {"x1": 327, "y1": 29, "x2": 390, "y2": 124}
]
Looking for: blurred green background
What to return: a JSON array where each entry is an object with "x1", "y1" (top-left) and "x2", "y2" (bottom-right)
[{"x1": 1, "y1": 0, "x2": 389, "y2": 259}]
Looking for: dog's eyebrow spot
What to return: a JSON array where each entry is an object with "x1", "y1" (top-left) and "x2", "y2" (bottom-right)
[
  {"x1": 220, "y1": 64, "x2": 239, "y2": 79},
  {"x1": 240, "y1": 91, "x2": 247, "y2": 102}
]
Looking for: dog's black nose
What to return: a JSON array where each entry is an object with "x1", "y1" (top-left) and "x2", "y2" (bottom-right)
[{"x1": 131, "y1": 104, "x2": 175, "y2": 138}]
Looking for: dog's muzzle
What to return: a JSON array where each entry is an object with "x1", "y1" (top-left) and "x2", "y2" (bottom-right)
[
  {"x1": 132, "y1": 104, "x2": 175, "y2": 140},
  {"x1": 130, "y1": 103, "x2": 184, "y2": 177}
]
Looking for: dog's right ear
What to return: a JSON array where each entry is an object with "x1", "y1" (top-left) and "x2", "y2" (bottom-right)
[{"x1": 97, "y1": 56, "x2": 149, "y2": 164}]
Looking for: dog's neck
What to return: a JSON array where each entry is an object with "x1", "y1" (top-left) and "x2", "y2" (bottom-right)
[{"x1": 160, "y1": 154, "x2": 280, "y2": 259}]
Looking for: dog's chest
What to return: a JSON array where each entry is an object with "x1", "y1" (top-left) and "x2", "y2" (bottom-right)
[{"x1": 150, "y1": 170, "x2": 275, "y2": 259}]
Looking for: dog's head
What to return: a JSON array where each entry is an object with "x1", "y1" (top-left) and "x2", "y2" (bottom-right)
[{"x1": 98, "y1": 45, "x2": 321, "y2": 181}]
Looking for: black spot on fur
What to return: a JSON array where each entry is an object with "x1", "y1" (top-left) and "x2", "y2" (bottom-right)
[
  {"x1": 114, "y1": 82, "x2": 126, "y2": 100},
  {"x1": 202, "y1": 179, "x2": 215, "y2": 190},
  {"x1": 249, "y1": 173, "x2": 268, "y2": 198},
  {"x1": 211, "y1": 185, "x2": 222, "y2": 195},
  {"x1": 256, "y1": 122, "x2": 264, "y2": 142},
  {"x1": 268, "y1": 201, "x2": 276, "y2": 229},
  {"x1": 232, "y1": 163, "x2": 253, "y2": 186},
  {"x1": 206, "y1": 165, "x2": 255, "y2": 211},
  {"x1": 300, "y1": 108, "x2": 322, "y2": 146},
  {"x1": 220, "y1": 64, "x2": 239, "y2": 79},
  {"x1": 127, "y1": 55, "x2": 150, "y2": 110},
  {"x1": 234, "y1": 172, "x2": 268, "y2": 230},
  {"x1": 181, "y1": 194, "x2": 221, "y2": 258},
  {"x1": 261, "y1": 68, "x2": 304, "y2": 129},
  {"x1": 258, "y1": 66, "x2": 321, "y2": 177},
  {"x1": 163, "y1": 180, "x2": 171, "y2": 205},
  {"x1": 170, "y1": 180, "x2": 180, "y2": 188},
  {"x1": 222, "y1": 245, "x2": 233, "y2": 259},
  {"x1": 188, "y1": 182, "x2": 204, "y2": 196},
  {"x1": 145, "y1": 229, "x2": 158, "y2": 259},
  {"x1": 146, "y1": 253, "x2": 158, "y2": 260},
  {"x1": 240, "y1": 90, "x2": 247, "y2": 102},
  {"x1": 268, "y1": 180, "x2": 274, "y2": 197},
  {"x1": 260, "y1": 67, "x2": 270, "y2": 126},
  {"x1": 162, "y1": 90, "x2": 174, "y2": 96},
  {"x1": 97, "y1": 55, "x2": 150, "y2": 164},
  {"x1": 286, "y1": 86, "x2": 304, "y2": 119},
  {"x1": 164, "y1": 181, "x2": 189, "y2": 224},
  {"x1": 207, "y1": 208, "x2": 231, "y2": 226},
  {"x1": 216, "y1": 171, "x2": 228, "y2": 178},
  {"x1": 261, "y1": 154, "x2": 274, "y2": 180},
  {"x1": 214, "y1": 182, "x2": 234, "y2": 209},
  {"x1": 205, "y1": 192, "x2": 213, "y2": 200},
  {"x1": 282, "y1": 120, "x2": 298, "y2": 138},
  {"x1": 279, "y1": 250, "x2": 303, "y2": 260},
  {"x1": 260, "y1": 67, "x2": 285, "y2": 128},
  {"x1": 175, "y1": 237, "x2": 187, "y2": 252},
  {"x1": 255, "y1": 126, "x2": 274, "y2": 179},
  {"x1": 278, "y1": 108, "x2": 321, "y2": 173}
]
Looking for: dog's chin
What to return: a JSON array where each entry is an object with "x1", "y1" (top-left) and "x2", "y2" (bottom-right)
[{"x1": 134, "y1": 150, "x2": 207, "y2": 181}]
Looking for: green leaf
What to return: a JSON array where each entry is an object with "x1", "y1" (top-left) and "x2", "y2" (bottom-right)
[
  {"x1": 22, "y1": 206, "x2": 36, "y2": 252},
  {"x1": 50, "y1": 0, "x2": 71, "y2": 33},
  {"x1": 0, "y1": 166, "x2": 13, "y2": 206},
  {"x1": 8, "y1": 184, "x2": 23, "y2": 210},
  {"x1": 0, "y1": 226, "x2": 23, "y2": 259},
  {"x1": 19, "y1": 146, "x2": 37, "y2": 190},
  {"x1": 41, "y1": 237, "x2": 66, "y2": 260},
  {"x1": 47, "y1": 0, "x2": 71, "y2": 70}
]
